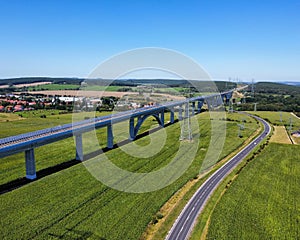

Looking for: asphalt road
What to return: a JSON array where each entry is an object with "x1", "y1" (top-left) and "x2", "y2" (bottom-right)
[{"x1": 165, "y1": 113, "x2": 271, "y2": 240}]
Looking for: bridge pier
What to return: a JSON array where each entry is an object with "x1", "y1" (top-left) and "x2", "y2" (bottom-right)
[
  {"x1": 178, "y1": 106, "x2": 183, "y2": 121},
  {"x1": 206, "y1": 98, "x2": 211, "y2": 110},
  {"x1": 197, "y1": 100, "x2": 203, "y2": 113},
  {"x1": 107, "y1": 124, "x2": 114, "y2": 149},
  {"x1": 25, "y1": 148, "x2": 36, "y2": 180},
  {"x1": 129, "y1": 118, "x2": 135, "y2": 140},
  {"x1": 75, "y1": 134, "x2": 83, "y2": 161},
  {"x1": 160, "y1": 111, "x2": 164, "y2": 126},
  {"x1": 170, "y1": 108, "x2": 175, "y2": 123},
  {"x1": 213, "y1": 96, "x2": 217, "y2": 106}
]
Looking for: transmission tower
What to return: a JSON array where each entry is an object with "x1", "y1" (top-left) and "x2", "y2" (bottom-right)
[
  {"x1": 180, "y1": 102, "x2": 193, "y2": 141},
  {"x1": 237, "y1": 123, "x2": 244, "y2": 138},
  {"x1": 279, "y1": 111, "x2": 283, "y2": 123},
  {"x1": 251, "y1": 79, "x2": 255, "y2": 97}
]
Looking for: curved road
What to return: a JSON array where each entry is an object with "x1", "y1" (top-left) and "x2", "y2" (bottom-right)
[{"x1": 165, "y1": 113, "x2": 271, "y2": 240}]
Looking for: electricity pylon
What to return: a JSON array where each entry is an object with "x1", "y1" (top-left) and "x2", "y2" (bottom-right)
[{"x1": 180, "y1": 102, "x2": 192, "y2": 141}]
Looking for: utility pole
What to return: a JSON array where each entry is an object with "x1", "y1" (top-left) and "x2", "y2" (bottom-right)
[
  {"x1": 254, "y1": 103, "x2": 257, "y2": 112},
  {"x1": 179, "y1": 84, "x2": 193, "y2": 142}
]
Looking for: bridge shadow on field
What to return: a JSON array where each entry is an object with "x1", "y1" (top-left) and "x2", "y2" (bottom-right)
[{"x1": 0, "y1": 120, "x2": 177, "y2": 195}]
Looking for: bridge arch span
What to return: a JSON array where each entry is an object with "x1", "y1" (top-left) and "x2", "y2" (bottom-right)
[{"x1": 130, "y1": 113, "x2": 163, "y2": 140}]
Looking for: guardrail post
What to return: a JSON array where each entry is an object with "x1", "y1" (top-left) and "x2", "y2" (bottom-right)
[
  {"x1": 75, "y1": 134, "x2": 83, "y2": 161},
  {"x1": 129, "y1": 117, "x2": 135, "y2": 140},
  {"x1": 25, "y1": 148, "x2": 36, "y2": 179},
  {"x1": 107, "y1": 124, "x2": 114, "y2": 149}
]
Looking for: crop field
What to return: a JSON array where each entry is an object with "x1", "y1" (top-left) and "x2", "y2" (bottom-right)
[
  {"x1": 206, "y1": 143, "x2": 300, "y2": 239},
  {"x1": 270, "y1": 126, "x2": 292, "y2": 144},
  {"x1": 0, "y1": 110, "x2": 111, "y2": 184},
  {"x1": 0, "y1": 113, "x2": 23, "y2": 122},
  {"x1": 81, "y1": 85, "x2": 128, "y2": 91},
  {"x1": 248, "y1": 111, "x2": 300, "y2": 128},
  {"x1": 0, "y1": 111, "x2": 259, "y2": 239},
  {"x1": 248, "y1": 111, "x2": 300, "y2": 144},
  {"x1": 27, "y1": 83, "x2": 80, "y2": 91}
]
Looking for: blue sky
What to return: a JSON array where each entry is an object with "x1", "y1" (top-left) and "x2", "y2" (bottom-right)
[{"x1": 0, "y1": 0, "x2": 299, "y2": 81}]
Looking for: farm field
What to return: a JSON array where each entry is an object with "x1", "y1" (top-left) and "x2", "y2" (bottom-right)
[
  {"x1": 205, "y1": 143, "x2": 300, "y2": 239},
  {"x1": 27, "y1": 83, "x2": 80, "y2": 91},
  {"x1": 248, "y1": 111, "x2": 300, "y2": 144},
  {"x1": 248, "y1": 111, "x2": 300, "y2": 128},
  {"x1": 0, "y1": 111, "x2": 259, "y2": 239},
  {"x1": 270, "y1": 126, "x2": 292, "y2": 144},
  {"x1": 81, "y1": 85, "x2": 129, "y2": 91},
  {"x1": 0, "y1": 110, "x2": 111, "y2": 184}
]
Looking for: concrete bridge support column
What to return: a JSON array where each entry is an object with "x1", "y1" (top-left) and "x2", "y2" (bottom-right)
[
  {"x1": 107, "y1": 124, "x2": 114, "y2": 149},
  {"x1": 218, "y1": 95, "x2": 224, "y2": 106},
  {"x1": 213, "y1": 96, "x2": 217, "y2": 107},
  {"x1": 25, "y1": 148, "x2": 36, "y2": 180},
  {"x1": 160, "y1": 111, "x2": 164, "y2": 127},
  {"x1": 225, "y1": 97, "x2": 230, "y2": 105},
  {"x1": 129, "y1": 117, "x2": 135, "y2": 140},
  {"x1": 191, "y1": 102, "x2": 195, "y2": 115},
  {"x1": 197, "y1": 100, "x2": 203, "y2": 113},
  {"x1": 75, "y1": 134, "x2": 83, "y2": 161},
  {"x1": 170, "y1": 108, "x2": 175, "y2": 123},
  {"x1": 178, "y1": 106, "x2": 183, "y2": 121},
  {"x1": 206, "y1": 99, "x2": 211, "y2": 110}
]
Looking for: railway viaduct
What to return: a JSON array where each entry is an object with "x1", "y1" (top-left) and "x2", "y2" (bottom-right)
[{"x1": 0, "y1": 91, "x2": 233, "y2": 180}]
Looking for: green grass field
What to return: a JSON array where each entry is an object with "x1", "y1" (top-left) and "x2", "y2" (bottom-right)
[
  {"x1": 0, "y1": 110, "x2": 111, "y2": 184},
  {"x1": 205, "y1": 143, "x2": 300, "y2": 239},
  {"x1": 248, "y1": 111, "x2": 300, "y2": 144},
  {"x1": 81, "y1": 85, "x2": 131, "y2": 91},
  {"x1": 0, "y1": 111, "x2": 259, "y2": 239},
  {"x1": 28, "y1": 84, "x2": 80, "y2": 91},
  {"x1": 248, "y1": 111, "x2": 300, "y2": 128}
]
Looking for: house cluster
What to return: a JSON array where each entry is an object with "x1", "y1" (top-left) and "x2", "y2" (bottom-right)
[
  {"x1": 0, "y1": 94, "x2": 37, "y2": 112},
  {"x1": 0, "y1": 93, "x2": 156, "y2": 113},
  {"x1": 292, "y1": 130, "x2": 300, "y2": 138},
  {"x1": 0, "y1": 94, "x2": 82, "y2": 112}
]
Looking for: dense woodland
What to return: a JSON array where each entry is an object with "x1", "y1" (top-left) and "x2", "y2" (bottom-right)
[
  {"x1": 0, "y1": 77, "x2": 236, "y2": 93},
  {"x1": 238, "y1": 82, "x2": 300, "y2": 113}
]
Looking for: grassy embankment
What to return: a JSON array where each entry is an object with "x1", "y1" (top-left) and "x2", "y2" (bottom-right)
[{"x1": 0, "y1": 111, "x2": 258, "y2": 239}]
